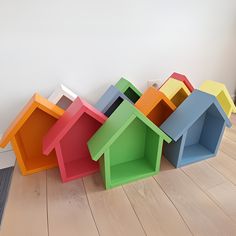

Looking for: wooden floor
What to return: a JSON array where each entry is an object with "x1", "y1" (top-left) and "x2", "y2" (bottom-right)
[{"x1": 1, "y1": 115, "x2": 236, "y2": 236}]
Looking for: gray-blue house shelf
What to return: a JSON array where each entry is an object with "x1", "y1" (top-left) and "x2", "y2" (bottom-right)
[
  {"x1": 95, "y1": 85, "x2": 133, "y2": 117},
  {"x1": 160, "y1": 89, "x2": 231, "y2": 168}
]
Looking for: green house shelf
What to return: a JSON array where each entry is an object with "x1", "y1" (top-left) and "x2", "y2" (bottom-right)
[
  {"x1": 87, "y1": 100, "x2": 171, "y2": 189},
  {"x1": 115, "y1": 78, "x2": 142, "y2": 103}
]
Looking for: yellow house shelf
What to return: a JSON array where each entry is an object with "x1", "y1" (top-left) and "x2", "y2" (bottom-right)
[
  {"x1": 200, "y1": 80, "x2": 236, "y2": 117},
  {"x1": 159, "y1": 78, "x2": 191, "y2": 107}
]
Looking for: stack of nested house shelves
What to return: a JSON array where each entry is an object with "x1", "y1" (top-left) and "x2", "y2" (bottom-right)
[{"x1": 0, "y1": 73, "x2": 235, "y2": 190}]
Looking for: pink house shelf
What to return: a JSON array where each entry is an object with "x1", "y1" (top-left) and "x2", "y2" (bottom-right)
[{"x1": 43, "y1": 97, "x2": 107, "y2": 182}]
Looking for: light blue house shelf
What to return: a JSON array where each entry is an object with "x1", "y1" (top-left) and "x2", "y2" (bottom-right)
[
  {"x1": 160, "y1": 90, "x2": 231, "y2": 167},
  {"x1": 95, "y1": 85, "x2": 133, "y2": 117}
]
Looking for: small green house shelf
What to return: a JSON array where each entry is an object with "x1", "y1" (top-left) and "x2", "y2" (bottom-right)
[
  {"x1": 88, "y1": 100, "x2": 171, "y2": 189},
  {"x1": 115, "y1": 78, "x2": 142, "y2": 103}
]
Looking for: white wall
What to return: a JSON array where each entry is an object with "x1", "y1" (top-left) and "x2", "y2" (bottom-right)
[{"x1": 0, "y1": 0, "x2": 236, "y2": 133}]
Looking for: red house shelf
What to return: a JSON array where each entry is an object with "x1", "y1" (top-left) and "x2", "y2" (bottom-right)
[{"x1": 43, "y1": 97, "x2": 107, "y2": 182}]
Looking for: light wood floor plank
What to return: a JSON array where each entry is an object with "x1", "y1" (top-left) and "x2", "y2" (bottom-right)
[
  {"x1": 207, "y1": 151, "x2": 236, "y2": 184},
  {"x1": 155, "y1": 158, "x2": 236, "y2": 235},
  {"x1": 230, "y1": 114, "x2": 236, "y2": 125},
  {"x1": 181, "y1": 160, "x2": 236, "y2": 220},
  {"x1": 83, "y1": 173, "x2": 145, "y2": 236},
  {"x1": 181, "y1": 161, "x2": 227, "y2": 191},
  {"x1": 1, "y1": 113, "x2": 236, "y2": 236},
  {"x1": 221, "y1": 114, "x2": 236, "y2": 158},
  {"x1": 47, "y1": 169, "x2": 99, "y2": 236},
  {"x1": 123, "y1": 177, "x2": 192, "y2": 236},
  {"x1": 208, "y1": 182, "x2": 236, "y2": 222},
  {"x1": 224, "y1": 127, "x2": 236, "y2": 142},
  {"x1": 220, "y1": 136, "x2": 236, "y2": 160},
  {"x1": 0, "y1": 165, "x2": 48, "y2": 236}
]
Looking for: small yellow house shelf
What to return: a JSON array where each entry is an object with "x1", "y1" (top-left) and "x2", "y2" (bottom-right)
[
  {"x1": 159, "y1": 78, "x2": 190, "y2": 107},
  {"x1": 200, "y1": 80, "x2": 236, "y2": 117}
]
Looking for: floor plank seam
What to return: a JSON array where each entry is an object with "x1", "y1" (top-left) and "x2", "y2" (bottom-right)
[
  {"x1": 219, "y1": 148, "x2": 236, "y2": 163},
  {"x1": 81, "y1": 178, "x2": 101, "y2": 236},
  {"x1": 122, "y1": 185, "x2": 147, "y2": 236},
  {"x1": 206, "y1": 160, "x2": 236, "y2": 186},
  {"x1": 152, "y1": 176, "x2": 194, "y2": 235},
  {"x1": 224, "y1": 133, "x2": 235, "y2": 139},
  {"x1": 46, "y1": 171, "x2": 50, "y2": 236},
  {"x1": 181, "y1": 168, "x2": 236, "y2": 226}
]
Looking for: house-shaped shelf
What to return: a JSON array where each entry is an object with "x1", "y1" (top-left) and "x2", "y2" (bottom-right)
[
  {"x1": 135, "y1": 87, "x2": 176, "y2": 126},
  {"x1": 43, "y1": 97, "x2": 107, "y2": 182},
  {"x1": 95, "y1": 85, "x2": 133, "y2": 117},
  {"x1": 88, "y1": 100, "x2": 171, "y2": 189},
  {"x1": 115, "y1": 78, "x2": 142, "y2": 103},
  {"x1": 48, "y1": 84, "x2": 77, "y2": 110},
  {"x1": 159, "y1": 78, "x2": 191, "y2": 107},
  {"x1": 160, "y1": 90, "x2": 231, "y2": 168},
  {"x1": 160, "y1": 72, "x2": 194, "y2": 93},
  {"x1": 0, "y1": 94, "x2": 64, "y2": 175},
  {"x1": 169, "y1": 72, "x2": 194, "y2": 92},
  {"x1": 200, "y1": 80, "x2": 236, "y2": 117}
]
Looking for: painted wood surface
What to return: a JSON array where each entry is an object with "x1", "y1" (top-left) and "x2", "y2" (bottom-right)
[
  {"x1": 43, "y1": 97, "x2": 107, "y2": 182},
  {"x1": 88, "y1": 100, "x2": 171, "y2": 189},
  {"x1": 135, "y1": 87, "x2": 176, "y2": 126},
  {"x1": 95, "y1": 85, "x2": 133, "y2": 117},
  {"x1": 200, "y1": 80, "x2": 236, "y2": 117},
  {"x1": 1, "y1": 115, "x2": 236, "y2": 236},
  {"x1": 159, "y1": 78, "x2": 190, "y2": 107},
  {"x1": 48, "y1": 84, "x2": 77, "y2": 110},
  {"x1": 0, "y1": 94, "x2": 64, "y2": 175},
  {"x1": 169, "y1": 72, "x2": 194, "y2": 92},
  {"x1": 160, "y1": 90, "x2": 231, "y2": 167},
  {"x1": 115, "y1": 78, "x2": 142, "y2": 103}
]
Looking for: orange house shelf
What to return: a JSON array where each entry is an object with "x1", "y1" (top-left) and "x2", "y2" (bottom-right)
[
  {"x1": 135, "y1": 87, "x2": 176, "y2": 126},
  {"x1": 0, "y1": 94, "x2": 64, "y2": 175}
]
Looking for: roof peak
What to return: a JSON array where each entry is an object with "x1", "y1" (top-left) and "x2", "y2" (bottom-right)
[
  {"x1": 43, "y1": 97, "x2": 107, "y2": 155},
  {"x1": 160, "y1": 90, "x2": 231, "y2": 141},
  {"x1": 0, "y1": 93, "x2": 64, "y2": 148},
  {"x1": 88, "y1": 100, "x2": 172, "y2": 161}
]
